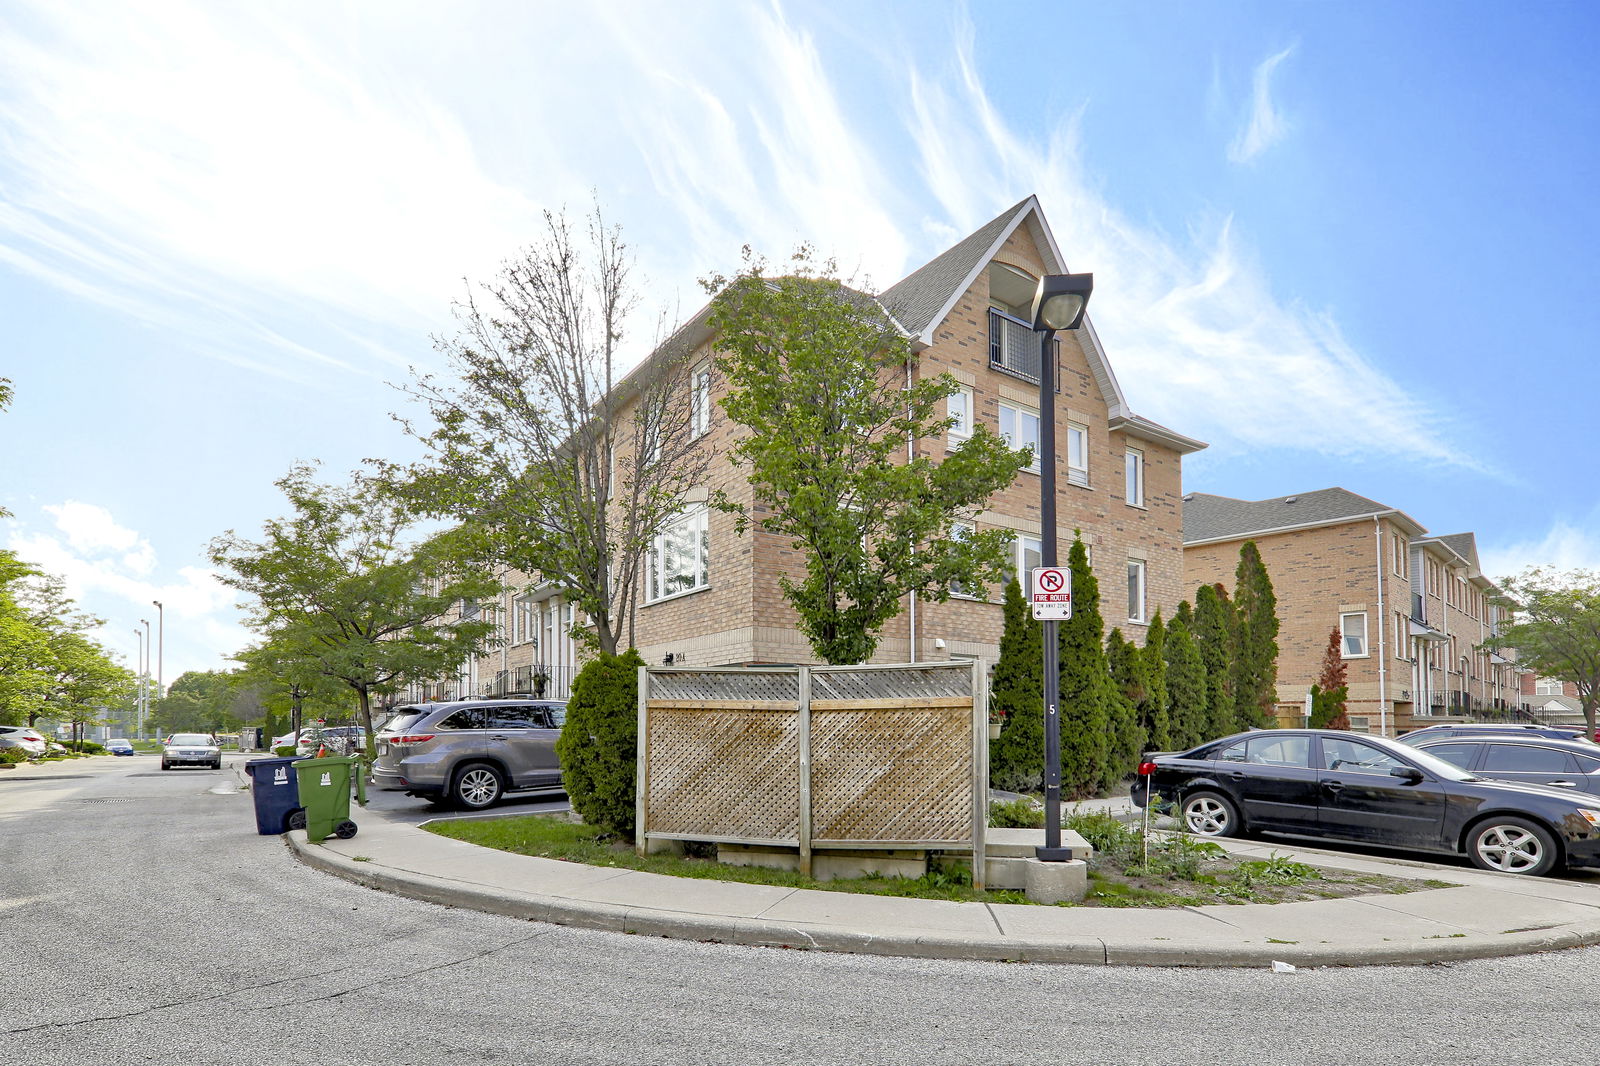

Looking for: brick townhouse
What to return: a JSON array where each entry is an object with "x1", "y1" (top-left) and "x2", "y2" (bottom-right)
[
  {"x1": 399, "y1": 197, "x2": 1204, "y2": 704},
  {"x1": 1183, "y1": 488, "x2": 1527, "y2": 737}
]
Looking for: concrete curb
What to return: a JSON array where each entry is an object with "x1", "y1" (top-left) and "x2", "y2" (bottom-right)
[{"x1": 286, "y1": 826, "x2": 1600, "y2": 969}]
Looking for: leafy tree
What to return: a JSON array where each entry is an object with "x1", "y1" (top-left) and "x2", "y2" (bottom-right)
[
  {"x1": 1140, "y1": 611, "x2": 1171, "y2": 751},
  {"x1": 210, "y1": 463, "x2": 501, "y2": 747},
  {"x1": 1163, "y1": 615, "x2": 1209, "y2": 750},
  {"x1": 1058, "y1": 536, "x2": 1111, "y2": 796},
  {"x1": 394, "y1": 206, "x2": 707, "y2": 656},
  {"x1": 1102, "y1": 630, "x2": 1144, "y2": 782},
  {"x1": 1192, "y1": 583, "x2": 1237, "y2": 741},
  {"x1": 704, "y1": 250, "x2": 1028, "y2": 664},
  {"x1": 1232, "y1": 541, "x2": 1280, "y2": 730},
  {"x1": 555, "y1": 649, "x2": 645, "y2": 837},
  {"x1": 1494, "y1": 568, "x2": 1600, "y2": 736},
  {"x1": 236, "y1": 640, "x2": 347, "y2": 739},
  {"x1": 0, "y1": 551, "x2": 129, "y2": 729},
  {"x1": 1308, "y1": 628, "x2": 1351, "y2": 730},
  {"x1": 988, "y1": 578, "x2": 1044, "y2": 792}
]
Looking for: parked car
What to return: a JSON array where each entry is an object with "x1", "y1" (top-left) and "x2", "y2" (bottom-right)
[
  {"x1": 295, "y1": 726, "x2": 366, "y2": 757},
  {"x1": 162, "y1": 733, "x2": 222, "y2": 771},
  {"x1": 371, "y1": 698, "x2": 567, "y2": 810},
  {"x1": 1130, "y1": 728, "x2": 1600, "y2": 876},
  {"x1": 1409, "y1": 735, "x2": 1600, "y2": 798},
  {"x1": 1397, "y1": 723, "x2": 1590, "y2": 744},
  {"x1": 0, "y1": 726, "x2": 47, "y2": 758},
  {"x1": 106, "y1": 738, "x2": 135, "y2": 756}
]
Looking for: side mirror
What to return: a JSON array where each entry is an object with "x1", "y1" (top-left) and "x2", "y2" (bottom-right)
[{"x1": 1390, "y1": 766, "x2": 1425, "y2": 784}]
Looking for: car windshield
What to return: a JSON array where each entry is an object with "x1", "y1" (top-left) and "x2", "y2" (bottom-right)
[
  {"x1": 169, "y1": 734, "x2": 213, "y2": 746},
  {"x1": 1387, "y1": 741, "x2": 1478, "y2": 782}
]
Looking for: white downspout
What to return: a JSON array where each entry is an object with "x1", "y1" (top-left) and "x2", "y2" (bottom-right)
[{"x1": 1374, "y1": 516, "x2": 1389, "y2": 736}]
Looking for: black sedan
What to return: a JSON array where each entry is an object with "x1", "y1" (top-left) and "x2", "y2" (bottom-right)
[{"x1": 1130, "y1": 728, "x2": 1600, "y2": 876}]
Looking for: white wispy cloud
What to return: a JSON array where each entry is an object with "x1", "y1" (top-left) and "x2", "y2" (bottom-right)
[
  {"x1": 903, "y1": 25, "x2": 1478, "y2": 473},
  {"x1": 1228, "y1": 44, "x2": 1295, "y2": 164},
  {"x1": 0, "y1": 1, "x2": 542, "y2": 383},
  {"x1": 1480, "y1": 504, "x2": 1600, "y2": 584},
  {"x1": 7, "y1": 502, "x2": 244, "y2": 676}
]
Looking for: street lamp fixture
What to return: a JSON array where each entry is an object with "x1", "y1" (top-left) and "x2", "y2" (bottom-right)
[{"x1": 1030, "y1": 270, "x2": 1093, "y2": 864}]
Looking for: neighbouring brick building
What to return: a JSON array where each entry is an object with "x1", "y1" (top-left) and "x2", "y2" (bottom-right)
[
  {"x1": 397, "y1": 197, "x2": 1205, "y2": 704},
  {"x1": 1184, "y1": 488, "x2": 1529, "y2": 737}
]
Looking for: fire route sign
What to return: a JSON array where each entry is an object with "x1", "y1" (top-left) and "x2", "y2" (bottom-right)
[{"x1": 1030, "y1": 566, "x2": 1072, "y2": 621}]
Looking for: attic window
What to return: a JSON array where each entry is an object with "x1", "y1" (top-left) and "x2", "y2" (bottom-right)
[{"x1": 987, "y1": 262, "x2": 1037, "y2": 319}]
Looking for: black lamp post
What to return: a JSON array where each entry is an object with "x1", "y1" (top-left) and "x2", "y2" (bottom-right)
[{"x1": 1029, "y1": 271, "x2": 1093, "y2": 862}]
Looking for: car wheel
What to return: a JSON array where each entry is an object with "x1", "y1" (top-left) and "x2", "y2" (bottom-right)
[
  {"x1": 1467, "y1": 816, "x2": 1559, "y2": 876},
  {"x1": 1180, "y1": 791, "x2": 1240, "y2": 838},
  {"x1": 161, "y1": 761, "x2": 170, "y2": 771},
  {"x1": 452, "y1": 763, "x2": 505, "y2": 811},
  {"x1": 287, "y1": 809, "x2": 307, "y2": 832}
]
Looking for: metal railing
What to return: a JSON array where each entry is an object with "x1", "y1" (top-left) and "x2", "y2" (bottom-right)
[{"x1": 988, "y1": 309, "x2": 1059, "y2": 388}]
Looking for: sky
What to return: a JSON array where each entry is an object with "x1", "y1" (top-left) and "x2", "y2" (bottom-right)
[{"x1": 3, "y1": 1, "x2": 1598, "y2": 688}]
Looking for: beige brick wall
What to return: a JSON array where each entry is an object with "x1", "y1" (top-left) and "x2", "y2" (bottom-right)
[{"x1": 494, "y1": 221, "x2": 1195, "y2": 672}]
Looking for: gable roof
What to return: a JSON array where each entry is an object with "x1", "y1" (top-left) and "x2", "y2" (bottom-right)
[{"x1": 1184, "y1": 488, "x2": 1426, "y2": 545}]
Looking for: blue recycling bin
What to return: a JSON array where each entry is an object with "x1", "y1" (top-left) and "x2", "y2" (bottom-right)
[{"x1": 244, "y1": 756, "x2": 306, "y2": 835}]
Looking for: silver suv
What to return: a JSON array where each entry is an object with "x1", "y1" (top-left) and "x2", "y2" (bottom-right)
[{"x1": 371, "y1": 699, "x2": 567, "y2": 810}]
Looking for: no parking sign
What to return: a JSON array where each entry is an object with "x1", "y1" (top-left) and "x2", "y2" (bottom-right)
[{"x1": 1031, "y1": 567, "x2": 1072, "y2": 620}]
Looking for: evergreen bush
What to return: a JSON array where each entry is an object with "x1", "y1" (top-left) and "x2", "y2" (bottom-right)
[
  {"x1": 1232, "y1": 541, "x2": 1280, "y2": 730},
  {"x1": 555, "y1": 649, "x2": 645, "y2": 839},
  {"x1": 988, "y1": 578, "x2": 1044, "y2": 792},
  {"x1": 1059, "y1": 536, "x2": 1111, "y2": 796},
  {"x1": 1163, "y1": 615, "x2": 1209, "y2": 751}
]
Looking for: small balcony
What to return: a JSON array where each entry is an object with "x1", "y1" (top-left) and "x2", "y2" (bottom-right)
[{"x1": 988, "y1": 309, "x2": 1059, "y2": 389}]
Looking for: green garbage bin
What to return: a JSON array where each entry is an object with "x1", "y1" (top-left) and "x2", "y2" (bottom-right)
[{"x1": 292, "y1": 754, "x2": 367, "y2": 843}]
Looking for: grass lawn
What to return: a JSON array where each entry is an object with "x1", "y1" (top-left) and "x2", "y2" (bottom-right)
[{"x1": 425, "y1": 812, "x2": 1451, "y2": 908}]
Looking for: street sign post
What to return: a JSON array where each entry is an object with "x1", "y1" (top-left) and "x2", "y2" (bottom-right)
[{"x1": 1030, "y1": 566, "x2": 1072, "y2": 621}]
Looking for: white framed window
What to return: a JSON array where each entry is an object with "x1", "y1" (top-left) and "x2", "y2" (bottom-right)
[
  {"x1": 1535, "y1": 677, "x2": 1565, "y2": 696},
  {"x1": 1393, "y1": 534, "x2": 1408, "y2": 577},
  {"x1": 648, "y1": 507, "x2": 710, "y2": 602},
  {"x1": 947, "y1": 387, "x2": 973, "y2": 443},
  {"x1": 513, "y1": 597, "x2": 537, "y2": 645},
  {"x1": 998, "y1": 402, "x2": 1040, "y2": 472},
  {"x1": 1011, "y1": 534, "x2": 1042, "y2": 594},
  {"x1": 1340, "y1": 611, "x2": 1369, "y2": 657},
  {"x1": 1066, "y1": 423, "x2": 1088, "y2": 486},
  {"x1": 691, "y1": 361, "x2": 712, "y2": 438},
  {"x1": 1124, "y1": 448, "x2": 1144, "y2": 507},
  {"x1": 1127, "y1": 559, "x2": 1146, "y2": 624},
  {"x1": 949, "y1": 522, "x2": 978, "y2": 598}
]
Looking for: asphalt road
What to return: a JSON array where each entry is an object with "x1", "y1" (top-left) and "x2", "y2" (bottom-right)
[{"x1": 3, "y1": 755, "x2": 1598, "y2": 1065}]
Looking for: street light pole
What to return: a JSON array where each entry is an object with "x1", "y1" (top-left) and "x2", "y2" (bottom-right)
[
  {"x1": 133, "y1": 626, "x2": 146, "y2": 739},
  {"x1": 1028, "y1": 272, "x2": 1094, "y2": 863},
  {"x1": 152, "y1": 600, "x2": 164, "y2": 703}
]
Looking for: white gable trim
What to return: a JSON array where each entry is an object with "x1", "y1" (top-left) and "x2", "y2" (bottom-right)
[{"x1": 912, "y1": 195, "x2": 1131, "y2": 417}]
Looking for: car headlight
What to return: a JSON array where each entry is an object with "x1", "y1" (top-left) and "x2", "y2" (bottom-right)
[{"x1": 1577, "y1": 809, "x2": 1600, "y2": 828}]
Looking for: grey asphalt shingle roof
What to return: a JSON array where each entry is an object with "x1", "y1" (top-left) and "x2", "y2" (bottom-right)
[
  {"x1": 1420, "y1": 532, "x2": 1480, "y2": 569},
  {"x1": 1183, "y1": 488, "x2": 1394, "y2": 544},
  {"x1": 879, "y1": 198, "x2": 1030, "y2": 337}
]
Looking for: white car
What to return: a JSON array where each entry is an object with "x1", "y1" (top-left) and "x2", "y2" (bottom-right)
[
  {"x1": 162, "y1": 733, "x2": 222, "y2": 771},
  {"x1": 0, "y1": 726, "x2": 47, "y2": 758}
]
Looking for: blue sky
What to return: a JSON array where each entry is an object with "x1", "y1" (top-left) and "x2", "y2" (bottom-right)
[{"x1": 3, "y1": 1, "x2": 1597, "y2": 685}]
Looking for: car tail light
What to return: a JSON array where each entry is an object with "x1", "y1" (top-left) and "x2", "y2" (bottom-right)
[
  {"x1": 1137, "y1": 761, "x2": 1158, "y2": 776},
  {"x1": 392, "y1": 734, "x2": 436, "y2": 745}
]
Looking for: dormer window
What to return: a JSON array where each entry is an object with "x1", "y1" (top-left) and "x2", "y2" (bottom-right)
[{"x1": 986, "y1": 262, "x2": 1058, "y2": 387}]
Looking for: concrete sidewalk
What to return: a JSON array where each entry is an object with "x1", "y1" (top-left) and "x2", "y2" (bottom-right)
[{"x1": 286, "y1": 804, "x2": 1600, "y2": 969}]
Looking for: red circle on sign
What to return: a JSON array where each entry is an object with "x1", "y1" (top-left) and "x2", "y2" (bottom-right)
[{"x1": 1039, "y1": 570, "x2": 1063, "y2": 592}]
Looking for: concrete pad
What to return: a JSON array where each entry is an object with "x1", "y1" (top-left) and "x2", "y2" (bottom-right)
[
  {"x1": 1357, "y1": 885, "x2": 1600, "y2": 934},
  {"x1": 755, "y1": 889, "x2": 999, "y2": 935},
  {"x1": 1025, "y1": 858, "x2": 1087, "y2": 903},
  {"x1": 985, "y1": 827, "x2": 1094, "y2": 859}
]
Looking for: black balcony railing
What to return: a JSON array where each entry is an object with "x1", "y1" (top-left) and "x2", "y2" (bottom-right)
[{"x1": 988, "y1": 309, "x2": 1060, "y2": 389}]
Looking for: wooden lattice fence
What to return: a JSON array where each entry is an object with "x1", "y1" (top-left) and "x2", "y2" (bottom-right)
[{"x1": 636, "y1": 660, "x2": 987, "y2": 885}]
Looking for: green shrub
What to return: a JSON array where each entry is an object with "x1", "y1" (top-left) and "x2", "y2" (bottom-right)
[
  {"x1": 0, "y1": 747, "x2": 28, "y2": 765},
  {"x1": 555, "y1": 649, "x2": 644, "y2": 839},
  {"x1": 988, "y1": 797, "x2": 1044, "y2": 828},
  {"x1": 272, "y1": 745, "x2": 296, "y2": 757},
  {"x1": 1064, "y1": 808, "x2": 1141, "y2": 859}
]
